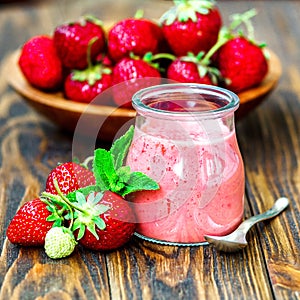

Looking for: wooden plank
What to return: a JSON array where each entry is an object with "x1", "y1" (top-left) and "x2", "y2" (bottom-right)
[
  {"x1": 0, "y1": 247, "x2": 110, "y2": 299},
  {"x1": 234, "y1": 1, "x2": 300, "y2": 299},
  {"x1": 105, "y1": 199, "x2": 273, "y2": 300},
  {"x1": 237, "y1": 100, "x2": 300, "y2": 300}
]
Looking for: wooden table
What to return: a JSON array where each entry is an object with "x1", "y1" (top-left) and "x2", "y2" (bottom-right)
[{"x1": 0, "y1": 0, "x2": 299, "y2": 299}]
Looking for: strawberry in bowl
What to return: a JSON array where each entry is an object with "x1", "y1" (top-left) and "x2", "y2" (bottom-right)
[
  {"x1": 18, "y1": 35, "x2": 63, "y2": 91},
  {"x1": 7, "y1": 3, "x2": 280, "y2": 139},
  {"x1": 160, "y1": 0, "x2": 222, "y2": 56},
  {"x1": 107, "y1": 10, "x2": 164, "y2": 63},
  {"x1": 53, "y1": 15, "x2": 106, "y2": 70}
]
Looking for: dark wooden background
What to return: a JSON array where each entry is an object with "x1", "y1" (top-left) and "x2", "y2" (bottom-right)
[{"x1": 0, "y1": 0, "x2": 299, "y2": 299}]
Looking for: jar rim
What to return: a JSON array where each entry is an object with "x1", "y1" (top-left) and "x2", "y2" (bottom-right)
[{"x1": 132, "y1": 83, "x2": 240, "y2": 119}]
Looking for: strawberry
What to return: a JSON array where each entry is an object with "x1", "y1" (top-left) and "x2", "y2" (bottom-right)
[
  {"x1": 6, "y1": 198, "x2": 54, "y2": 246},
  {"x1": 45, "y1": 162, "x2": 96, "y2": 195},
  {"x1": 167, "y1": 52, "x2": 219, "y2": 85},
  {"x1": 74, "y1": 191, "x2": 136, "y2": 251},
  {"x1": 44, "y1": 227, "x2": 77, "y2": 259},
  {"x1": 203, "y1": 9, "x2": 269, "y2": 93},
  {"x1": 64, "y1": 62, "x2": 113, "y2": 103},
  {"x1": 216, "y1": 37, "x2": 268, "y2": 93},
  {"x1": 96, "y1": 53, "x2": 113, "y2": 67},
  {"x1": 107, "y1": 13, "x2": 163, "y2": 62},
  {"x1": 160, "y1": 0, "x2": 222, "y2": 56},
  {"x1": 53, "y1": 15, "x2": 106, "y2": 70},
  {"x1": 112, "y1": 54, "x2": 162, "y2": 108},
  {"x1": 18, "y1": 35, "x2": 63, "y2": 90}
]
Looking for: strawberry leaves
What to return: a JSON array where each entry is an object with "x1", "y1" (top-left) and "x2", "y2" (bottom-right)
[
  {"x1": 71, "y1": 192, "x2": 108, "y2": 240},
  {"x1": 160, "y1": 0, "x2": 215, "y2": 25},
  {"x1": 93, "y1": 125, "x2": 159, "y2": 196}
]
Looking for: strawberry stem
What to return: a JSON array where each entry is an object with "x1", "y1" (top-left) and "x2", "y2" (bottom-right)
[
  {"x1": 201, "y1": 27, "x2": 230, "y2": 64},
  {"x1": 229, "y1": 8, "x2": 257, "y2": 41},
  {"x1": 87, "y1": 36, "x2": 99, "y2": 68},
  {"x1": 150, "y1": 53, "x2": 176, "y2": 61},
  {"x1": 82, "y1": 155, "x2": 94, "y2": 169},
  {"x1": 134, "y1": 9, "x2": 144, "y2": 19},
  {"x1": 83, "y1": 15, "x2": 103, "y2": 27},
  {"x1": 42, "y1": 178, "x2": 91, "y2": 230},
  {"x1": 200, "y1": 8, "x2": 258, "y2": 65},
  {"x1": 41, "y1": 191, "x2": 75, "y2": 229},
  {"x1": 52, "y1": 179, "x2": 86, "y2": 215}
]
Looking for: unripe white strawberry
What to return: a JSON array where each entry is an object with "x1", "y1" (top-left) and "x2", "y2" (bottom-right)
[{"x1": 44, "y1": 227, "x2": 77, "y2": 259}]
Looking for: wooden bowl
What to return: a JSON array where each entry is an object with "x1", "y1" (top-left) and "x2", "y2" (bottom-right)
[{"x1": 3, "y1": 49, "x2": 281, "y2": 141}]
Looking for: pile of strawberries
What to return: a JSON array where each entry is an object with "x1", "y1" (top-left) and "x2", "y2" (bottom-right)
[
  {"x1": 18, "y1": 0, "x2": 268, "y2": 107},
  {"x1": 6, "y1": 127, "x2": 159, "y2": 258}
]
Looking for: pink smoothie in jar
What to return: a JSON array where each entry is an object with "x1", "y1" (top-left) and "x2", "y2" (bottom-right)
[{"x1": 126, "y1": 84, "x2": 245, "y2": 245}]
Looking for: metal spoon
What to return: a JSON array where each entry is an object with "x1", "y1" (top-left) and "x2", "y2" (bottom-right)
[{"x1": 204, "y1": 197, "x2": 289, "y2": 253}]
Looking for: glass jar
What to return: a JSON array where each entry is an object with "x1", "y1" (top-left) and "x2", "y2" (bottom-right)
[{"x1": 126, "y1": 83, "x2": 245, "y2": 246}]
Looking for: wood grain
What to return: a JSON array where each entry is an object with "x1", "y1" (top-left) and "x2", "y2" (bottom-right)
[{"x1": 0, "y1": 0, "x2": 299, "y2": 299}]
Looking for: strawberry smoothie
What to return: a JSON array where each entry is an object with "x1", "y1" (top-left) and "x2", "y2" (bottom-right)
[{"x1": 126, "y1": 84, "x2": 245, "y2": 245}]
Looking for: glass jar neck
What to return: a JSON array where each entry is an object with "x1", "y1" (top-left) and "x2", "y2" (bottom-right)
[{"x1": 132, "y1": 83, "x2": 240, "y2": 121}]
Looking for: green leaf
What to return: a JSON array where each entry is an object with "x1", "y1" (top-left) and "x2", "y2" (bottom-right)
[
  {"x1": 93, "y1": 148, "x2": 119, "y2": 191},
  {"x1": 86, "y1": 191, "x2": 103, "y2": 206},
  {"x1": 116, "y1": 166, "x2": 131, "y2": 183},
  {"x1": 72, "y1": 218, "x2": 82, "y2": 231},
  {"x1": 94, "y1": 204, "x2": 110, "y2": 215},
  {"x1": 72, "y1": 219, "x2": 86, "y2": 240},
  {"x1": 46, "y1": 214, "x2": 63, "y2": 227},
  {"x1": 76, "y1": 192, "x2": 87, "y2": 206},
  {"x1": 87, "y1": 223, "x2": 99, "y2": 240},
  {"x1": 110, "y1": 125, "x2": 134, "y2": 170},
  {"x1": 93, "y1": 216, "x2": 106, "y2": 230},
  {"x1": 66, "y1": 185, "x2": 98, "y2": 202},
  {"x1": 120, "y1": 171, "x2": 160, "y2": 196},
  {"x1": 64, "y1": 212, "x2": 72, "y2": 220},
  {"x1": 110, "y1": 181, "x2": 125, "y2": 193},
  {"x1": 53, "y1": 219, "x2": 62, "y2": 227}
]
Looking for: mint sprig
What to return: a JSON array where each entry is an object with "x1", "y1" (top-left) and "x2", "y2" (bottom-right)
[
  {"x1": 93, "y1": 125, "x2": 159, "y2": 197},
  {"x1": 110, "y1": 125, "x2": 135, "y2": 170}
]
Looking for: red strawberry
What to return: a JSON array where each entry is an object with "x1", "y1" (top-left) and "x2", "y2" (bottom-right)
[
  {"x1": 96, "y1": 53, "x2": 114, "y2": 67},
  {"x1": 75, "y1": 191, "x2": 136, "y2": 251},
  {"x1": 64, "y1": 62, "x2": 113, "y2": 103},
  {"x1": 45, "y1": 162, "x2": 96, "y2": 195},
  {"x1": 107, "y1": 16, "x2": 163, "y2": 62},
  {"x1": 160, "y1": 0, "x2": 222, "y2": 56},
  {"x1": 167, "y1": 52, "x2": 218, "y2": 85},
  {"x1": 112, "y1": 54, "x2": 161, "y2": 108},
  {"x1": 216, "y1": 37, "x2": 268, "y2": 93},
  {"x1": 18, "y1": 35, "x2": 63, "y2": 90},
  {"x1": 7, "y1": 198, "x2": 53, "y2": 246},
  {"x1": 53, "y1": 16, "x2": 106, "y2": 70}
]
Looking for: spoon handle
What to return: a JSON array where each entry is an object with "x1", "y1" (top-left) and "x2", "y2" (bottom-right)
[{"x1": 237, "y1": 197, "x2": 289, "y2": 234}]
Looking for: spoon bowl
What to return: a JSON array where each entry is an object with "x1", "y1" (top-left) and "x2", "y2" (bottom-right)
[{"x1": 204, "y1": 197, "x2": 289, "y2": 252}]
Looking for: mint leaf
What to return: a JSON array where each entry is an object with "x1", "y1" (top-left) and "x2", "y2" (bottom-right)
[
  {"x1": 93, "y1": 148, "x2": 119, "y2": 191},
  {"x1": 120, "y1": 171, "x2": 160, "y2": 196},
  {"x1": 110, "y1": 125, "x2": 134, "y2": 169},
  {"x1": 90, "y1": 126, "x2": 160, "y2": 196},
  {"x1": 116, "y1": 166, "x2": 131, "y2": 183}
]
